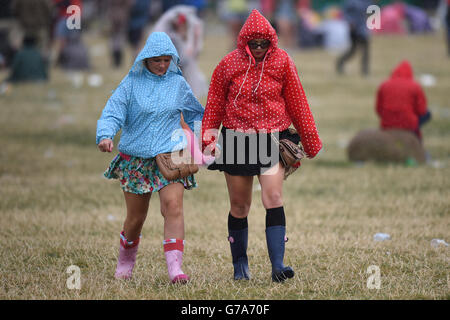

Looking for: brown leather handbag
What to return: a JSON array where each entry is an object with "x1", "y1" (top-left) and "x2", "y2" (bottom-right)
[
  {"x1": 155, "y1": 149, "x2": 199, "y2": 181},
  {"x1": 271, "y1": 129, "x2": 306, "y2": 179}
]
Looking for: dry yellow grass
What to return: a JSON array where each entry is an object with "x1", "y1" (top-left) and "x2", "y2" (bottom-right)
[{"x1": 0, "y1": 20, "x2": 449, "y2": 300}]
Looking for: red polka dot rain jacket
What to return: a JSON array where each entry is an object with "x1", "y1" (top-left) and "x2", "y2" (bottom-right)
[{"x1": 201, "y1": 9, "x2": 322, "y2": 158}]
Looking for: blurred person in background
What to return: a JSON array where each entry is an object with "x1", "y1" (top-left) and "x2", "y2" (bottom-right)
[
  {"x1": 127, "y1": 0, "x2": 151, "y2": 59},
  {"x1": 201, "y1": 10, "x2": 322, "y2": 282},
  {"x1": 152, "y1": 5, "x2": 207, "y2": 99},
  {"x1": 273, "y1": 0, "x2": 297, "y2": 51},
  {"x1": 56, "y1": 25, "x2": 90, "y2": 71},
  {"x1": 96, "y1": 32, "x2": 204, "y2": 284},
  {"x1": 181, "y1": 0, "x2": 207, "y2": 17},
  {"x1": 6, "y1": 34, "x2": 48, "y2": 83},
  {"x1": 0, "y1": 0, "x2": 17, "y2": 68},
  {"x1": 297, "y1": 0, "x2": 309, "y2": 9},
  {"x1": 52, "y1": 0, "x2": 89, "y2": 71},
  {"x1": 218, "y1": 0, "x2": 251, "y2": 49},
  {"x1": 317, "y1": 6, "x2": 351, "y2": 52},
  {"x1": 336, "y1": 0, "x2": 373, "y2": 76},
  {"x1": 376, "y1": 60, "x2": 431, "y2": 142},
  {"x1": 162, "y1": 0, "x2": 181, "y2": 12},
  {"x1": 52, "y1": 0, "x2": 82, "y2": 64},
  {"x1": 108, "y1": 0, "x2": 133, "y2": 68},
  {"x1": 296, "y1": 0, "x2": 322, "y2": 49},
  {"x1": 259, "y1": 0, "x2": 276, "y2": 21},
  {"x1": 11, "y1": 0, "x2": 53, "y2": 61},
  {"x1": 447, "y1": 0, "x2": 450, "y2": 56}
]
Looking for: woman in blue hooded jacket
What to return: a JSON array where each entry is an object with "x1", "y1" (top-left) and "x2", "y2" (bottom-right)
[{"x1": 96, "y1": 32, "x2": 204, "y2": 284}]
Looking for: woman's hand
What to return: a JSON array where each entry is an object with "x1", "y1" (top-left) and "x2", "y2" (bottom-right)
[{"x1": 98, "y1": 138, "x2": 114, "y2": 152}]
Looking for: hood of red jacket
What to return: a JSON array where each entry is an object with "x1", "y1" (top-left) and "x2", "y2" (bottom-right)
[
  {"x1": 391, "y1": 60, "x2": 414, "y2": 79},
  {"x1": 237, "y1": 9, "x2": 279, "y2": 54}
]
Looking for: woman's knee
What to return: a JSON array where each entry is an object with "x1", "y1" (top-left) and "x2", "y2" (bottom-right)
[
  {"x1": 261, "y1": 190, "x2": 283, "y2": 209},
  {"x1": 160, "y1": 197, "x2": 183, "y2": 219},
  {"x1": 125, "y1": 211, "x2": 147, "y2": 226},
  {"x1": 230, "y1": 200, "x2": 251, "y2": 218}
]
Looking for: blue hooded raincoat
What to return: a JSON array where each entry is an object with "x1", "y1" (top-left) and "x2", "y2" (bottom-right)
[{"x1": 96, "y1": 32, "x2": 205, "y2": 158}]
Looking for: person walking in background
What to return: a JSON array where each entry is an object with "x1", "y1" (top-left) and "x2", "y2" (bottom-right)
[
  {"x1": 181, "y1": 0, "x2": 208, "y2": 17},
  {"x1": 273, "y1": 0, "x2": 297, "y2": 51},
  {"x1": 55, "y1": 25, "x2": 90, "y2": 71},
  {"x1": 152, "y1": 5, "x2": 208, "y2": 99},
  {"x1": 107, "y1": 0, "x2": 133, "y2": 68},
  {"x1": 336, "y1": 0, "x2": 372, "y2": 76},
  {"x1": 11, "y1": 0, "x2": 53, "y2": 61},
  {"x1": 218, "y1": 0, "x2": 250, "y2": 49},
  {"x1": 376, "y1": 60, "x2": 431, "y2": 142},
  {"x1": 201, "y1": 10, "x2": 322, "y2": 282},
  {"x1": 127, "y1": 0, "x2": 151, "y2": 59},
  {"x1": 96, "y1": 32, "x2": 204, "y2": 284},
  {"x1": 0, "y1": 0, "x2": 18, "y2": 69},
  {"x1": 162, "y1": 0, "x2": 181, "y2": 12},
  {"x1": 446, "y1": 0, "x2": 450, "y2": 56},
  {"x1": 51, "y1": 0, "x2": 83, "y2": 66}
]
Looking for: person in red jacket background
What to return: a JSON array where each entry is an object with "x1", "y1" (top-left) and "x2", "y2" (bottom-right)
[
  {"x1": 201, "y1": 9, "x2": 322, "y2": 282},
  {"x1": 376, "y1": 60, "x2": 431, "y2": 141}
]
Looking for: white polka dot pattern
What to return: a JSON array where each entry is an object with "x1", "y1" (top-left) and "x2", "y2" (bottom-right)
[{"x1": 201, "y1": 9, "x2": 322, "y2": 158}]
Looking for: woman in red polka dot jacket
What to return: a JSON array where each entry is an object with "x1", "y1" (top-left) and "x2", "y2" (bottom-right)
[{"x1": 201, "y1": 9, "x2": 322, "y2": 282}]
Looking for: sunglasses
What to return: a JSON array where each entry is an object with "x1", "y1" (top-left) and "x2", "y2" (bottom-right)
[{"x1": 248, "y1": 40, "x2": 270, "y2": 49}]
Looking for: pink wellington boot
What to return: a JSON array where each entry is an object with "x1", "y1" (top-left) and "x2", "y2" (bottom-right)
[
  {"x1": 163, "y1": 239, "x2": 190, "y2": 284},
  {"x1": 114, "y1": 231, "x2": 141, "y2": 279}
]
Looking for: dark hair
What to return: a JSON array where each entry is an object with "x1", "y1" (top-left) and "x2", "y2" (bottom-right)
[{"x1": 23, "y1": 34, "x2": 37, "y2": 47}]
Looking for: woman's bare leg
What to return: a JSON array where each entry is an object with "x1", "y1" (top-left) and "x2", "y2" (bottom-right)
[
  {"x1": 122, "y1": 191, "x2": 151, "y2": 241},
  {"x1": 159, "y1": 182, "x2": 185, "y2": 239},
  {"x1": 257, "y1": 163, "x2": 285, "y2": 209},
  {"x1": 258, "y1": 163, "x2": 294, "y2": 282},
  {"x1": 115, "y1": 191, "x2": 150, "y2": 279},
  {"x1": 224, "y1": 173, "x2": 254, "y2": 218},
  {"x1": 224, "y1": 173, "x2": 253, "y2": 280},
  {"x1": 159, "y1": 182, "x2": 189, "y2": 283}
]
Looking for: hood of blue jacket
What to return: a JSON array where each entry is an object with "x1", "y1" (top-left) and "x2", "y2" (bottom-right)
[{"x1": 130, "y1": 31, "x2": 182, "y2": 76}]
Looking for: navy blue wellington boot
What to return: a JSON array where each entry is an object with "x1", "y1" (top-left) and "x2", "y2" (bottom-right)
[
  {"x1": 228, "y1": 228, "x2": 251, "y2": 280},
  {"x1": 265, "y1": 226, "x2": 294, "y2": 282}
]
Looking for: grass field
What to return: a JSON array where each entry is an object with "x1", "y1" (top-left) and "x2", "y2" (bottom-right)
[{"x1": 0, "y1": 21, "x2": 449, "y2": 300}]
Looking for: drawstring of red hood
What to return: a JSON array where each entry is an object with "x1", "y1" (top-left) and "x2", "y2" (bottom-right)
[
  {"x1": 234, "y1": 47, "x2": 270, "y2": 107},
  {"x1": 233, "y1": 54, "x2": 252, "y2": 108},
  {"x1": 253, "y1": 53, "x2": 267, "y2": 94}
]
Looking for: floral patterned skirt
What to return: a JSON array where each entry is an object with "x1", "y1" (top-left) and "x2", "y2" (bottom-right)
[{"x1": 104, "y1": 153, "x2": 197, "y2": 194}]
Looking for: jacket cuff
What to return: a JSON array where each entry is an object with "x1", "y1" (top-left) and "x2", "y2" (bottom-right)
[{"x1": 96, "y1": 135, "x2": 112, "y2": 145}]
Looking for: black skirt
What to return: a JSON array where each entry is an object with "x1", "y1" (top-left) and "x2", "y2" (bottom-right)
[{"x1": 207, "y1": 126, "x2": 300, "y2": 176}]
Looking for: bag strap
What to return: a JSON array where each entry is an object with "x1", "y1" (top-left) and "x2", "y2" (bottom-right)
[{"x1": 270, "y1": 132, "x2": 280, "y2": 146}]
